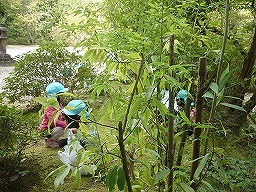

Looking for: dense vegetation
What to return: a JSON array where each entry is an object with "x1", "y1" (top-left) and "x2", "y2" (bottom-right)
[{"x1": 0, "y1": 0, "x2": 255, "y2": 191}]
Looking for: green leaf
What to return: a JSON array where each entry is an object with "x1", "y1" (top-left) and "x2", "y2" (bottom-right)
[
  {"x1": 125, "y1": 52, "x2": 141, "y2": 59},
  {"x1": 166, "y1": 76, "x2": 182, "y2": 89},
  {"x1": 145, "y1": 85, "x2": 155, "y2": 101},
  {"x1": 145, "y1": 148, "x2": 162, "y2": 161},
  {"x1": 141, "y1": 108, "x2": 151, "y2": 127},
  {"x1": 117, "y1": 168, "x2": 126, "y2": 191},
  {"x1": 44, "y1": 165, "x2": 66, "y2": 182},
  {"x1": 152, "y1": 98, "x2": 168, "y2": 119},
  {"x1": 179, "y1": 111, "x2": 192, "y2": 126},
  {"x1": 129, "y1": 97, "x2": 144, "y2": 118},
  {"x1": 180, "y1": 183, "x2": 195, "y2": 192},
  {"x1": 220, "y1": 103, "x2": 246, "y2": 112},
  {"x1": 202, "y1": 91, "x2": 214, "y2": 99},
  {"x1": 219, "y1": 66, "x2": 231, "y2": 91},
  {"x1": 74, "y1": 168, "x2": 81, "y2": 188},
  {"x1": 82, "y1": 49, "x2": 94, "y2": 61},
  {"x1": 153, "y1": 168, "x2": 170, "y2": 186},
  {"x1": 194, "y1": 153, "x2": 211, "y2": 179},
  {"x1": 54, "y1": 166, "x2": 70, "y2": 189},
  {"x1": 209, "y1": 83, "x2": 218, "y2": 94},
  {"x1": 201, "y1": 180, "x2": 215, "y2": 191},
  {"x1": 47, "y1": 97, "x2": 59, "y2": 108},
  {"x1": 223, "y1": 96, "x2": 243, "y2": 101},
  {"x1": 216, "y1": 88, "x2": 224, "y2": 106},
  {"x1": 107, "y1": 166, "x2": 118, "y2": 192},
  {"x1": 47, "y1": 109, "x2": 61, "y2": 133},
  {"x1": 33, "y1": 97, "x2": 48, "y2": 106},
  {"x1": 195, "y1": 124, "x2": 215, "y2": 129}
]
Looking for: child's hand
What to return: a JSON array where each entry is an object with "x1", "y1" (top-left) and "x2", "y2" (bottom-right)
[
  {"x1": 71, "y1": 128, "x2": 78, "y2": 134},
  {"x1": 38, "y1": 126, "x2": 46, "y2": 132}
]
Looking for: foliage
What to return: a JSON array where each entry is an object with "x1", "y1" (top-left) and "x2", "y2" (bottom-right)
[
  {"x1": 0, "y1": 105, "x2": 35, "y2": 191},
  {"x1": 50, "y1": 0, "x2": 256, "y2": 191},
  {"x1": 205, "y1": 148, "x2": 256, "y2": 192},
  {"x1": 2, "y1": 44, "x2": 95, "y2": 102}
]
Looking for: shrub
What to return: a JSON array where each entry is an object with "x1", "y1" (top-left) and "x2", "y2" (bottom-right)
[
  {"x1": 0, "y1": 105, "x2": 36, "y2": 191},
  {"x1": 2, "y1": 44, "x2": 95, "y2": 102}
]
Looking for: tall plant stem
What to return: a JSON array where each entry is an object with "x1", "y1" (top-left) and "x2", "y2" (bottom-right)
[
  {"x1": 190, "y1": 57, "x2": 207, "y2": 190},
  {"x1": 122, "y1": 53, "x2": 145, "y2": 132},
  {"x1": 175, "y1": 98, "x2": 192, "y2": 166},
  {"x1": 117, "y1": 53, "x2": 145, "y2": 192},
  {"x1": 203, "y1": 0, "x2": 230, "y2": 155},
  {"x1": 167, "y1": 34, "x2": 175, "y2": 192},
  {"x1": 118, "y1": 121, "x2": 133, "y2": 192}
]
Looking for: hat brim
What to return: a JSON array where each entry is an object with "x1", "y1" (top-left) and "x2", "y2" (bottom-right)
[
  {"x1": 62, "y1": 108, "x2": 77, "y2": 116},
  {"x1": 59, "y1": 88, "x2": 69, "y2": 93}
]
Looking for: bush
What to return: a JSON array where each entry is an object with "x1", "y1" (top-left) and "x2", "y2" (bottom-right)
[
  {"x1": 2, "y1": 44, "x2": 95, "y2": 102},
  {"x1": 0, "y1": 105, "x2": 36, "y2": 191}
]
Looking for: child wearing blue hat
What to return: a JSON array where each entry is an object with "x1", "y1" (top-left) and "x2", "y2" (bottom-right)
[
  {"x1": 38, "y1": 82, "x2": 69, "y2": 148},
  {"x1": 58, "y1": 100, "x2": 91, "y2": 148}
]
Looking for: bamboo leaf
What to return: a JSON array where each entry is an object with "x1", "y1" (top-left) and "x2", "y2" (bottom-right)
[
  {"x1": 117, "y1": 168, "x2": 126, "y2": 191},
  {"x1": 220, "y1": 103, "x2": 246, "y2": 112},
  {"x1": 74, "y1": 168, "x2": 81, "y2": 188},
  {"x1": 33, "y1": 97, "x2": 48, "y2": 106},
  {"x1": 216, "y1": 88, "x2": 224, "y2": 106},
  {"x1": 152, "y1": 98, "x2": 168, "y2": 119},
  {"x1": 219, "y1": 66, "x2": 231, "y2": 91},
  {"x1": 179, "y1": 111, "x2": 192, "y2": 126},
  {"x1": 141, "y1": 108, "x2": 151, "y2": 127},
  {"x1": 82, "y1": 49, "x2": 93, "y2": 61},
  {"x1": 202, "y1": 91, "x2": 214, "y2": 99},
  {"x1": 153, "y1": 168, "x2": 170, "y2": 186},
  {"x1": 129, "y1": 97, "x2": 144, "y2": 118},
  {"x1": 209, "y1": 83, "x2": 218, "y2": 94},
  {"x1": 107, "y1": 166, "x2": 118, "y2": 192},
  {"x1": 180, "y1": 183, "x2": 195, "y2": 192},
  {"x1": 194, "y1": 153, "x2": 211, "y2": 179},
  {"x1": 195, "y1": 124, "x2": 215, "y2": 129},
  {"x1": 145, "y1": 85, "x2": 155, "y2": 101},
  {"x1": 54, "y1": 166, "x2": 70, "y2": 189},
  {"x1": 145, "y1": 148, "x2": 162, "y2": 160},
  {"x1": 201, "y1": 180, "x2": 215, "y2": 191}
]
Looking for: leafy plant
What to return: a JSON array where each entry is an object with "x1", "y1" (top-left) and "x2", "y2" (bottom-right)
[
  {"x1": 0, "y1": 105, "x2": 34, "y2": 190},
  {"x1": 2, "y1": 44, "x2": 95, "y2": 102}
]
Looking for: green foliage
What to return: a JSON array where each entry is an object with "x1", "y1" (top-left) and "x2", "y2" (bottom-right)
[
  {"x1": 0, "y1": 105, "x2": 34, "y2": 190},
  {"x1": 206, "y1": 151, "x2": 256, "y2": 192},
  {"x1": 2, "y1": 44, "x2": 95, "y2": 102}
]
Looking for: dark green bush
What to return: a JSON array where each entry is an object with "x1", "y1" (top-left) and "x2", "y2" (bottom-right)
[
  {"x1": 206, "y1": 150, "x2": 256, "y2": 192},
  {"x1": 2, "y1": 44, "x2": 95, "y2": 102},
  {"x1": 0, "y1": 105, "x2": 36, "y2": 191}
]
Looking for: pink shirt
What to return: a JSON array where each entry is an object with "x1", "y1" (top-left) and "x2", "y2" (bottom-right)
[{"x1": 38, "y1": 105, "x2": 67, "y2": 132}]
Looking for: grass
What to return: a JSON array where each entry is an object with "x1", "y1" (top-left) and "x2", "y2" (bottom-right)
[{"x1": 22, "y1": 139, "x2": 108, "y2": 192}]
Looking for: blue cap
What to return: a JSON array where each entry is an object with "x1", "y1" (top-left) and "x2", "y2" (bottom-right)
[
  {"x1": 62, "y1": 100, "x2": 86, "y2": 116},
  {"x1": 46, "y1": 82, "x2": 69, "y2": 98},
  {"x1": 176, "y1": 90, "x2": 188, "y2": 103}
]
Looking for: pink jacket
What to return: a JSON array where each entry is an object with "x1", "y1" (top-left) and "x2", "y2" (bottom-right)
[{"x1": 38, "y1": 105, "x2": 67, "y2": 132}]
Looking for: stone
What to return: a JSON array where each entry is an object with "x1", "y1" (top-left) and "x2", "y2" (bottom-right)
[{"x1": 0, "y1": 24, "x2": 13, "y2": 66}]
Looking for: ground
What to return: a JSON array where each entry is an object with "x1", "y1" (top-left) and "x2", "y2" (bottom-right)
[{"x1": 24, "y1": 139, "x2": 108, "y2": 192}]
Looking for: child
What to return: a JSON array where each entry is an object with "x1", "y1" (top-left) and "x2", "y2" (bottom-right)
[
  {"x1": 38, "y1": 82, "x2": 69, "y2": 148},
  {"x1": 58, "y1": 99, "x2": 91, "y2": 148}
]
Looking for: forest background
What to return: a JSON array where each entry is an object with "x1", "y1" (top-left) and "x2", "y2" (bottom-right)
[{"x1": 0, "y1": 0, "x2": 256, "y2": 191}]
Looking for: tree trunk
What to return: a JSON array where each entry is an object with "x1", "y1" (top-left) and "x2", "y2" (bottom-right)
[
  {"x1": 167, "y1": 34, "x2": 175, "y2": 192},
  {"x1": 227, "y1": 26, "x2": 256, "y2": 132},
  {"x1": 190, "y1": 57, "x2": 207, "y2": 190}
]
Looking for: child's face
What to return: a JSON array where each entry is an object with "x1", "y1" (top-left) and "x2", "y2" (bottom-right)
[{"x1": 59, "y1": 95, "x2": 64, "y2": 103}]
